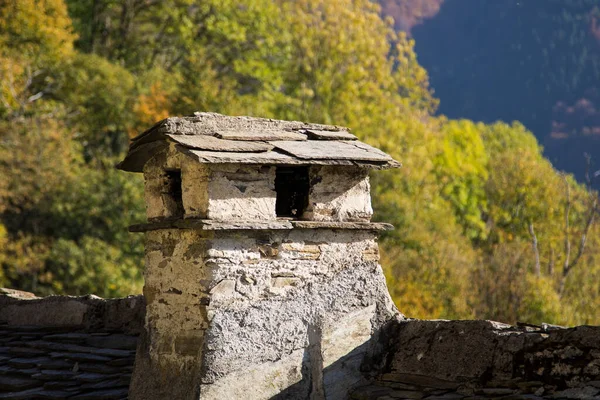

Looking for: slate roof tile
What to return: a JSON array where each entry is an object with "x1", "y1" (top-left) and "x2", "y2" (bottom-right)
[
  {"x1": 117, "y1": 112, "x2": 401, "y2": 172},
  {"x1": 0, "y1": 325, "x2": 138, "y2": 399}
]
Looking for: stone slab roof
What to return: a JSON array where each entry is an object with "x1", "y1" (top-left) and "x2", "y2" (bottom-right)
[
  {"x1": 0, "y1": 326, "x2": 136, "y2": 399},
  {"x1": 2, "y1": 289, "x2": 599, "y2": 399},
  {"x1": 0, "y1": 291, "x2": 143, "y2": 400},
  {"x1": 117, "y1": 112, "x2": 401, "y2": 172}
]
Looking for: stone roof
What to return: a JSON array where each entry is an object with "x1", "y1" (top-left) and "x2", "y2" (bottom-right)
[
  {"x1": 117, "y1": 112, "x2": 401, "y2": 172},
  {"x1": 2, "y1": 289, "x2": 600, "y2": 399},
  {"x1": 0, "y1": 291, "x2": 143, "y2": 400}
]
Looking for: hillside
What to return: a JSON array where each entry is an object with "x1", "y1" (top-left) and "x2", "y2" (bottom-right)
[
  {"x1": 380, "y1": 0, "x2": 600, "y2": 179},
  {"x1": 2, "y1": 0, "x2": 599, "y2": 326}
]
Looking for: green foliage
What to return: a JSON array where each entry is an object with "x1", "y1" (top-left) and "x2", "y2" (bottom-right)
[
  {"x1": 0, "y1": 0, "x2": 76, "y2": 60},
  {"x1": 0, "y1": 0, "x2": 144, "y2": 296},
  {"x1": 58, "y1": 54, "x2": 136, "y2": 157},
  {"x1": 48, "y1": 236, "x2": 142, "y2": 297},
  {"x1": 0, "y1": 115, "x2": 144, "y2": 296},
  {"x1": 434, "y1": 120, "x2": 488, "y2": 240},
  {"x1": 482, "y1": 122, "x2": 563, "y2": 242},
  {"x1": 518, "y1": 274, "x2": 567, "y2": 325},
  {"x1": 0, "y1": 0, "x2": 599, "y2": 327}
]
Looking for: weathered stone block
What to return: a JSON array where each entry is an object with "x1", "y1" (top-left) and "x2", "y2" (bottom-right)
[
  {"x1": 0, "y1": 300, "x2": 89, "y2": 327},
  {"x1": 181, "y1": 161, "x2": 209, "y2": 218},
  {"x1": 322, "y1": 304, "x2": 377, "y2": 398},
  {"x1": 174, "y1": 331, "x2": 204, "y2": 356},
  {"x1": 207, "y1": 164, "x2": 276, "y2": 221},
  {"x1": 141, "y1": 147, "x2": 381, "y2": 224},
  {"x1": 209, "y1": 279, "x2": 236, "y2": 305},
  {"x1": 305, "y1": 166, "x2": 373, "y2": 222},
  {"x1": 198, "y1": 348, "x2": 305, "y2": 399}
]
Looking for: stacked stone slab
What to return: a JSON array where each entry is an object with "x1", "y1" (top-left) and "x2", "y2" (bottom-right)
[
  {"x1": 118, "y1": 113, "x2": 403, "y2": 399},
  {"x1": 0, "y1": 292, "x2": 143, "y2": 399}
]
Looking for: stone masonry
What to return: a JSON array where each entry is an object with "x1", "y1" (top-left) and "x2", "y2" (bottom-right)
[
  {"x1": 129, "y1": 228, "x2": 398, "y2": 399},
  {"x1": 352, "y1": 320, "x2": 600, "y2": 399},
  {"x1": 120, "y1": 113, "x2": 403, "y2": 399}
]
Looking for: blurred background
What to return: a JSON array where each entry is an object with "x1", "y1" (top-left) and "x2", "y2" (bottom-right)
[{"x1": 0, "y1": 0, "x2": 598, "y2": 326}]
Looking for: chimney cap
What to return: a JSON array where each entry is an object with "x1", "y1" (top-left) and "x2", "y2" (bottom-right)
[{"x1": 116, "y1": 112, "x2": 401, "y2": 172}]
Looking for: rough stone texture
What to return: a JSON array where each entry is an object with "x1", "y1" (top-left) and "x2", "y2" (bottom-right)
[
  {"x1": 351, "y1": 319, "x2": 600, "y2": 399},
  {"x1": 138, "y1": 112, "x2": 347, "y2": 141},
  {"x1": 129, "y1": 219, "x2": 393, "y2": 233},
  {"x1": 129, "y1": 228, "x2": 401, "y2": 399},
  {"x1": 198, "y1": 348, "x2": 305, "y2": 399},
  {"x1": 206, "y1": 164, "x2": 276, "y2": 221},
  {"x1": 166, "y1": 134, "x2": 274, "y2": 152},
  {"x1": 270, "y1": 140, "x2": 394, "y2": 163},
  {"x1": 117, "y1": 112, "x2": 401, "y2": 172},
  {"x1": 142, "y1": 147, "x2": 189, "y2": 220},
  {"x1": 129, "y1": 218, "x2": 294, "y2": 232},
  {"x1": 143, "y1": 146, "x2": 277, "y2": 222},
  {"x1": 214, "y1": 129, "x2": 308, "y2": 141},
  {"x1": 0, "y1": 288, "x2": 37, "y2": 299},
  {"x1": 0, "y1": 294, "x2": 144, "y2": 334},
  {"x1": 0, "y1": 292, "x2": 142, "y2": 399},
  {"x1": 184, "y1": 148, "x2": 397, "y2": 169},
  {"x1": 181, "y1": 160, "x2": 209, "y2": 219},
  {"x1": 290, "y1": 221, "x2": 392, "y2": 231},
  {"x1": 125, "y1": 116, "x2": 405, "y2": 399},
  {"x1": 305, "y1": 166, "x2": 373, "y2": 222},
  {"x1": 142, "y1": 144, "x2": 378, "y2": 225},
  {"x1": 305, "y1": 129, "x2": 358, "y2": 141}
]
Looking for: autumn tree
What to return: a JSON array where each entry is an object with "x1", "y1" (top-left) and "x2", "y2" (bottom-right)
[
  {"x1": 0, "y1": 0, "x2": 144, "y2": 296},
  {"x1": 1, "y1": 0, "x2": 599, "y2": 326}
]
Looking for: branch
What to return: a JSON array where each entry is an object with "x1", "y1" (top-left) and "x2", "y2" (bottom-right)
[
  {"x1": 528, "y1": 222, "x2": 541, "y2": 276},
  {"x1": 564, "y1": 193, "x2": 597, "y2": 278},
  {"x1": 26, "y1": 92, "x2": 44, "y2": 103},
  {"x1": 561, "y1": 173, "x2": 571, "y2": 274},
  {"x1": 24, "y1": 65, "x2": 33, "y2": 90},
  {"x1": 559, "y1": 156, "x2": 599, "y2": 295},
  {"x1": 584, "y1": 153, "x2": 592, "y2": 188},
  {"x1": 566, "y1": 153, "x2": 598, "y2": 275}
]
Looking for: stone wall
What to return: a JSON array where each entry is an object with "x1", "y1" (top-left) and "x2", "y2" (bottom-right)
[
  {"x1": 144, "y1": 148, "x2": 279, "y2": 222},
  {"x1": 353, "y1": 319, "x2": 600, "y2": 399},
  {"x1": 0, "y1": 291, "x2": 144, "y2": 334},
  {"x1": 0, "y1": 291, "x2": 144, "y2": 399},
  {"x1": 142, "y1": 147, "x2": 189, "y2": 220},
  {"x1": 3, "y1": 290, "x2": 600, "y2": 399},
  {"x1": 130, "y1": 228, "x2": 400, "y2": 399}
]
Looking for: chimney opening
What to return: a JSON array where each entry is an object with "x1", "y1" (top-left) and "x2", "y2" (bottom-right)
[
  {"x1": 165, "y1": 169, "x2": 184, "y2": 217},
  {"x1": 275, "y1": 166, "x2": 309, "y2": 218}
]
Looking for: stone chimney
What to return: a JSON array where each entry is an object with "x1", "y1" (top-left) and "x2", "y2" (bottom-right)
[{"x1": 117, "y1": 113, "x2": 402, "y2": 399}]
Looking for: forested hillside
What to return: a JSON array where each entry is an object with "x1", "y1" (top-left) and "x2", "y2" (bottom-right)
[
  {"x1": 1, "y1": 0, "x2": 599, "y2": 325},
  {"x1": 380, "y1": 0, "x2": 600, "y2": 180}
]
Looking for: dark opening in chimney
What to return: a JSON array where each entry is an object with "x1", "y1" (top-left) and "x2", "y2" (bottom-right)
[
  {"x1": 275, "y1": 166, "x2": 309, "y2": 218},
  {"x1": 165, "y1": 169, "x2": 184, "y2": 217}
]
